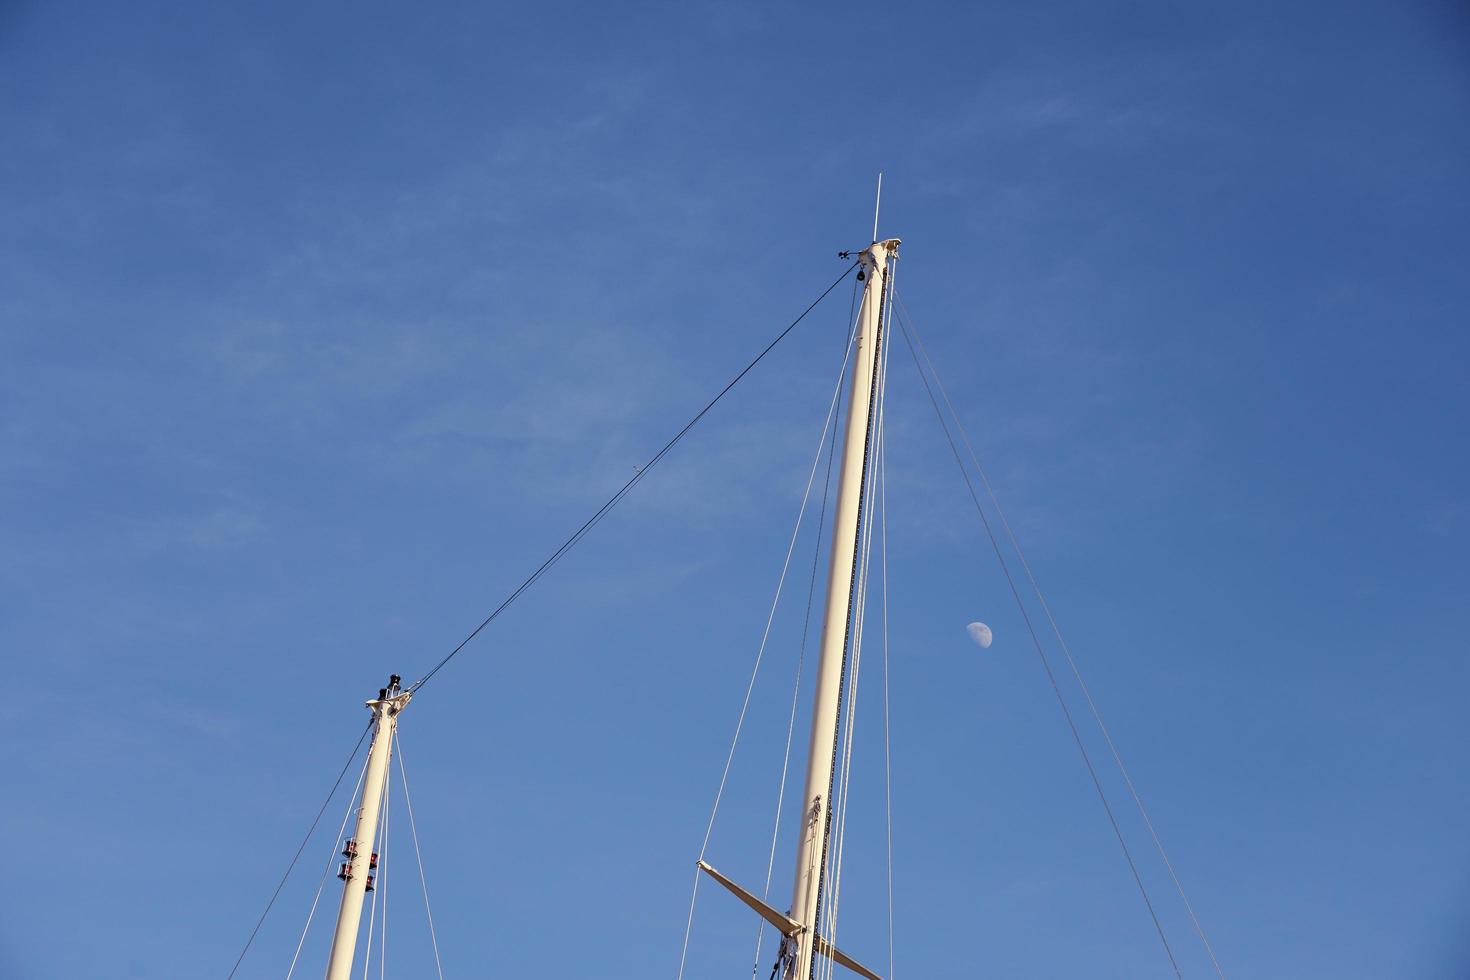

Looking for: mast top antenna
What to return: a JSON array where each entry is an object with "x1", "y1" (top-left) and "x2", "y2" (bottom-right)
[{"x1": 872, "y1": 172, "x2": 883, "y2": 243}]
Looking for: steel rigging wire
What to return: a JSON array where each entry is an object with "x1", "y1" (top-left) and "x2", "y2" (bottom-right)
[
  {"x1": 811, "y1": 256, "x2": 892, "y2": 966},
  {"x1": 749, "y1": 278, "x2": 858, "y2": 980},
  {"x1": 676, "y1": 278, "x2": 861, "y2": 980},
  {"x1": 394, "y1": 731, "x2": 447, "y2": 980},
  {"x1": 892, "y1": 300, "x2": 1186, "y2": 980},
  {"x1": 895, "y1": 292, "x2": 1227, "y2": 978},
  {"x1": 408, "y1": 261, "x2": 859, "y2": 695},
  {"x1": 228, "y1": 721, "x2": 373, "y2": 980},
  {"x1": 285, "y1": 754, "x2": 374, "y2": 980},
  {"x1": 231, "y1": 263, "x2": 857, "y2": 979}
]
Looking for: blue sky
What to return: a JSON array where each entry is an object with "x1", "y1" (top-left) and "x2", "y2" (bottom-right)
[{"x1": 3, "y1": 1, "x2": 1467, "y2": 977}]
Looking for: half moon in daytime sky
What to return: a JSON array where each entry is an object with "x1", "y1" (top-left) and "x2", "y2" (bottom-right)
[{"x1": 966, "y1": 621, "x2": 993, "y2": 649}]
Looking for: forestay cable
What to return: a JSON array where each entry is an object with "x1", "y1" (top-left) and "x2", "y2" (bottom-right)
[
  {"x1": 896, "y1": 294, "x2": 1226, "y2": 978},
  {"x1": 893, "y1": 305, "x2": 1185, "y2": 980},
  {"x1": 412, "y1": 262, "x2": 859, "y2": 696}
]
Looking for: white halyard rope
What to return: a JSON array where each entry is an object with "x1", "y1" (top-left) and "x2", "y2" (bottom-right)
[
  {"x1": 879, "y1": 330, "x2": 896, "y2": 980},
  {"x1": 394, "y1": 731, "x2": 447, "y2": 980},
  {"x1": 822, "y1": 367, "x2": 879, "y2": 980},
  {"x1": 820, "y1": 286, "x2": 892, "y2": 980},
  {"x1": 359, "y1": 752, "x2": 391, "y2": 980},
  {"x1": 748, "y1": 289, "x2": 868, "y2": 979},
  {"x1": 377, "y1": 754, "x2": 390, "y2": 980},
  {"x1": 286, "y1": 754, "x2": 372, "y2": 980},
  {"x1": 677, "y1": 319, "x2": 859, "y2": 980}
]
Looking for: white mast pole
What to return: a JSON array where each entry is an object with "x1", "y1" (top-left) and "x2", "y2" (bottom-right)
[
  {"x1": 786, "y1": 237, "x2": 898, "y2": 980},
  {"x1": 324, "y1": 677, "x2": 410, "y2": 980}
]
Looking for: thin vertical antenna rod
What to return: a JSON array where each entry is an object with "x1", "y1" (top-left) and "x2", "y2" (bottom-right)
[
  {"x1": 323, "y1": 676, "x2": 410, "y2": 980},
  {"x1": 872, "y1": 174, "x2": 883, "y2": 244}
]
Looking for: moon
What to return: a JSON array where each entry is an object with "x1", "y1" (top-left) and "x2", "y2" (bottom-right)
[{"x1": 966, "y1": 622, "x2": 993, "y2": 649}]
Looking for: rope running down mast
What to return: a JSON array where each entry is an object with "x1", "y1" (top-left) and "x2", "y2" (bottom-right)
[
  {"x1": 676, "y1": 287, "x2": 863, "y2": 980},
  {"x1": 285, "y1": 754, "x2": 374, "y2": 979},
  {"x1": 748, "y1": 278, "x2": 861, "y2": 980},
  {"x1": 809, "y1": 256, "x2": 893, "y2": 976},
  {"x1": 228, "y1": 721, "x2": 373, "y2": 980},
  {"x1": 817, "y1": 259, "x2": 895, "y2": 980},
  {"x1": 395, "y1": 730, "x2": 448, "y2": 980}
]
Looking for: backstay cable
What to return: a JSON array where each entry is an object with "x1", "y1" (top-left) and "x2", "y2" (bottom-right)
[
  {"x1": 893, "y1": 305, "x2": 1185, "y2": 980},
  {"x1": 896, "y1": 295, "x2": 1227, "y2": 979}
]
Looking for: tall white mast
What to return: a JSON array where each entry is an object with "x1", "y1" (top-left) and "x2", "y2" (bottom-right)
[
  {"x1": 695, "y1": 237, "x2": 897, "y2": 980},
  {"x1": 783, "y1": 237, "x2": 897, "y2": 980},
  {"x1": 323, "y1": 676, "x2": 410, "y2": 980}
]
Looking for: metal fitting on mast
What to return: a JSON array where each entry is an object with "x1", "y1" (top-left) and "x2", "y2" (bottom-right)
[{"x1": 372, "y1": 673, "x2": 412, "y2": 716}]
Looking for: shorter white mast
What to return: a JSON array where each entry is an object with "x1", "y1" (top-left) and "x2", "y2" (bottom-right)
[{"x1": 323, "y1": 676, "x2": 410, "y2": 980}]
